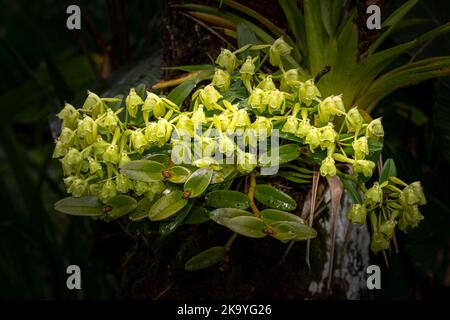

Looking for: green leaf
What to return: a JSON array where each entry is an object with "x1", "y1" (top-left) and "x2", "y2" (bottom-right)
[
  {"x1": 184, "y1": 168, "x2": 213, "y2": 198},
  {"x1": 148, "y1": 191, "x2": 189, "y2": 221},
  {"x1": 278, "y1": 0, "x2": 306, "y2": 54},
  {"x1": 54, "y1": 196, "x2": 103, "y2": 216},
  {"x1": 367, "y1": 0, "x2": 418, "y2": 55},
  {"x1": 304, "y1": 0, "x2": 325, "y2": 75},
  {"x1": 254, "y1": 184, "x2": 297, "y2": 211},
  {"x1": 129, "y1": 196, "x2": 156, "y2": 221},
  {"x1": 184, "y1": 246, "x2": 226, "y2": 271},
  {"x1": 269, "y1": 221, "x2": 317, "y2": 242},
  {"x1": 104, "y1": 195, "x2": 138, "y2": 219},
  {"x1": 379, "y1": 158, "x2": 397, "y2": 183},
  {"x1": 434, "y1": 76, "x2": 450, "y2": 164},
  {"x1": 236, "y1": 23, "x2": 258, "y2": 57},
  {"x1": 209, "y1": 208, "x2": 253, "y2": 226},
  {"x1": 159, "y1": 202, "x2": 193, "y2": 237},
  {"x1": 163, "y1": 64, "x2": 215, "y2": 72},
  {"x1": 259, "y1": 144, "x2": 300, "y2": 167},
  {"x1": 339, "y1": 176, "x2": 362, "y2": 204},
  {"x1": 120, "y1": 160, "x2": 165, "y2": 182},
  {"x1": 167, "y1": 166, "x2": 192, "y2": 183},
  {"x1": 205, "y1": 190, "x2": 250, "y2": 209},
  {"x1": 167, "y1": 79, "x2": 198, "y2": 106},
  {"x1": 144, "y1": 153, "x2": 170, "y2": 165},
  {"x1": 185, "y1": 206, "x2": 211, "y2": 224},
  {"x1": 260, "y1": 209, "x2": 305, "y2": 224},
  {"x1": 225, "y1": 216, "x2": 267, "y2": 238}
]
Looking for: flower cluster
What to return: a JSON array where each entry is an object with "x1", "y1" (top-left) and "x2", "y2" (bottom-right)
[{"x1": 347, "y1": 178, "x2": 426, "y2": 253}]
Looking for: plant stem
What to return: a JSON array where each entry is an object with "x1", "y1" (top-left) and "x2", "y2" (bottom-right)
[{"x1": 247, "y1": 172, "x2": 260, "y2": 217}]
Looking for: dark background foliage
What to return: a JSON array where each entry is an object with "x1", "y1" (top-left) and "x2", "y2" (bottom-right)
[{"x1": 0, "y1": 0, "x2": 448, "y2": 299}]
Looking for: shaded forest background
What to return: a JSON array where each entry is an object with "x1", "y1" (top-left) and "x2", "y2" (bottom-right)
[{"x1": 0, "y1": 0, "x2": 449, "y2": 299}]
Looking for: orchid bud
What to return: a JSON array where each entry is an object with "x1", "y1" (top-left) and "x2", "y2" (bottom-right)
[
  {"x1": 212, "y1": 69, "x2": 231, "y2": 92},
  {"x1": 282, "y1": 116, "x2": 299, "y2": 135},
  {"x1": 155, "y1": 119, "x2": 173, "y2": 146},
  {"x1": 57, "y1": 103, "x2": 79, "y2": 129},
  {"x1": 298, "y1": 80, "x2": 321, "y2": 106},
  {"x1": 347, "y1": 204, "x2": 367, "y2": 225},
  {"x1": 125, "y1": 88, "x2": 144, "y2": 118},
  {"x1": 59, "y1": 127, "x2": 75, "y2": 147},
  {"x1": 215, "y1": 48, "x2": 237, "y2": 73},
  {"x1": 101, "y1": 180, "x2": 117, "y2": 201},
  {"x1": 82, "y1": 91, "x2": 101, "y2": 113},
  {"x1": 200, "y1": 84, "x2": 222, "y2": 110},
  {"x1": 53, "y1": 141, "x2": 68, "y2": 158},
  {"x1": 352, "y1": 136, "x2": 369, "y2": 160},
  {"x1": 366, "y1": 118, "x2": 384, "y2": 139},
  {"x1": 269, "y1": 37, "x2": 292, "y2": 67},
  {"x1": 345, "y1": 107, "x2": 364, "y2": 133},
  {"x1": 320, "y1": 156, "x2": 337, "y2": 177},
  {"x1": 353, "y1": 159, "x2": 375, "y2": 177},
  {"x1": 365, "y1": 182, "x2": 383, "y2": 204},
  {"x1": 257, "y1": 75, "x2": 276, "y2": 91}
]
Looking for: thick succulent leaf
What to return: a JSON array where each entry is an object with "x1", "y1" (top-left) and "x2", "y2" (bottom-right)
[
  {"x1": 184, "y1": 246, "x2": 226, "y2": 271},
  {"x1": 185, "y1": 206, "x2": 211, "y2": 224},
  {"x1": 120, "y1": 160, "x2": 165, "y2": 182},
  {"x1": 148, "y1": 190, "x2": 189, "y2": 221},
  {"x1": 269, "y1": 221, "x2": 317, "y2": 242},
  {"x1": 183, "y1": 168, "x2": 213, "y2": 198},
  {"x1": 167, "y1": 166, "x2": 192, "y2": 183},
  {"x1": 205, "y1": 190, "x2": 250, "y2": 209},
  {"x1": 159, "y1": 202, "x2": 193, "y2": 237},
  {"x1": 54, "y1": 196, "x2": 103, "y2": 216},
  {"x1": 209, "y1": 208, "x2": 252, "y2": 226},
  {"x1": 129, "y1": 196, "x2": 156, "y2": 221},
  {"x1": 105, "y1": 195, "x2": 138, "y2": 219},
  {"x1": 225, "y1": 216, "x2": 267, "y2": 238},
  {"x1": 254, "y1": 184, "x2": 297, "y2": 211},
  {"x1": 260, "y1": 209, "x2": 305, "y2": 224}
]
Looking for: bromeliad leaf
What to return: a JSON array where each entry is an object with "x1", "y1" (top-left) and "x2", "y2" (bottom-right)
[
  {"x1": 184, "y1": 168, "x2": 213, "y2": 198},
  {"x1": 184, "y1": 246, "x2": 226, "y2": 271},
  {"x1": 54, "y1": 196, "x2": 103, "y2": 216},
  {"x1": 205, "y1": 190, "x2": 250, "y2": 209},
  {"x1": 254, "y1": 184, "x2": 297, "y2": 211},
  {"x1": 225, "y1": 216, "x2": 267, "y2": 238},
  {"x1": 120, "y1": 160, "x2": 165, "y2": 182},
  {"x1": 148, "y1": 190, "x2": 189, "y2": 221}
]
